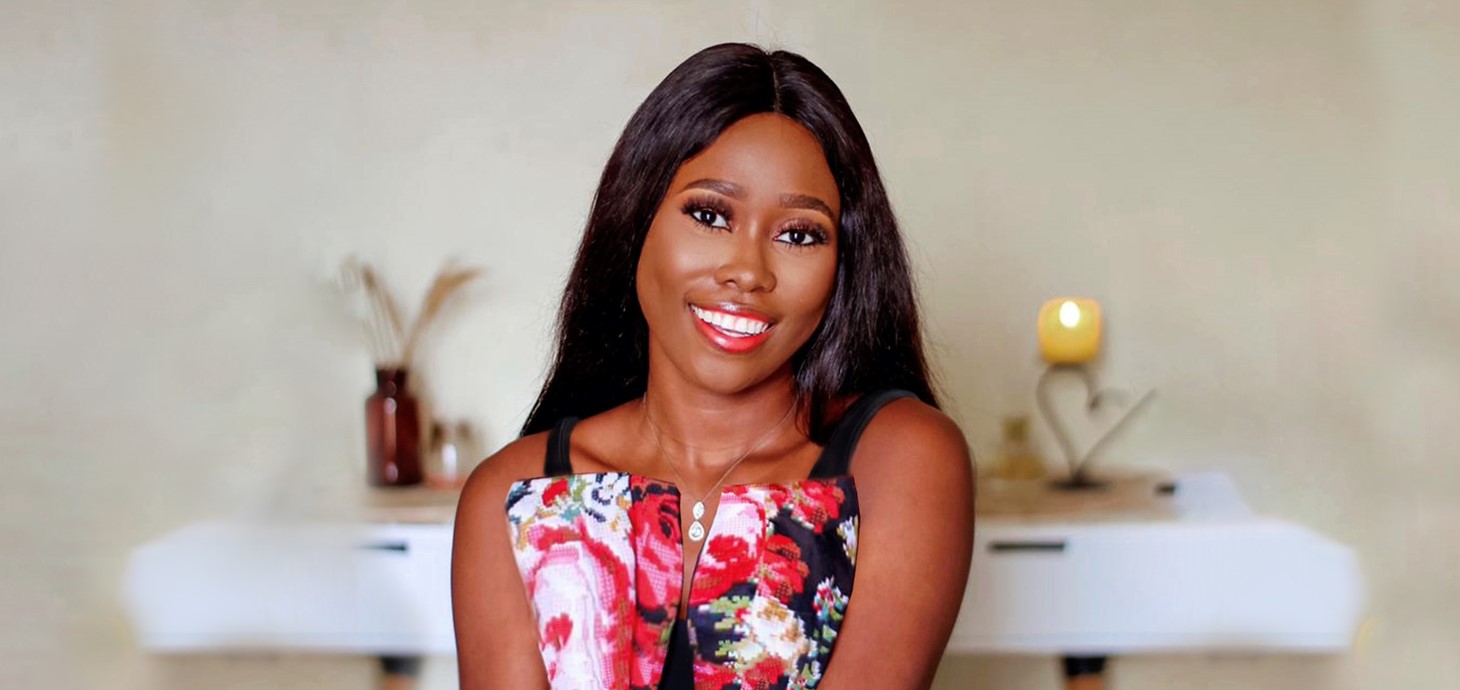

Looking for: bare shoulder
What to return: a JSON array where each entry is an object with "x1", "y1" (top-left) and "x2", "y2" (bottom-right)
[
  {"x1": 456, "y1": 431, "x2": 550, "y2": 521},
  {"x1": 851, "y1": 396, "x2": 972, "y2": 482},
  {"x1": 816, "y1": 396, "x2": 974, "y2": 687},
  {"x1": 453, "y1": 431, "x2": 553, "y2": 689},
  {"x1": 817, "y1": 396, "x2": 975, "y2": 685}
]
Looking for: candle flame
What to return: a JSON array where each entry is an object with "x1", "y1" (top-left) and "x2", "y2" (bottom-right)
[{"x1": 1059, "y1": 300, "x2": 1082, "y2": 328}]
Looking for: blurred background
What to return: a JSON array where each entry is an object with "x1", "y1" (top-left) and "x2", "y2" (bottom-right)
[{"x1": 2, "y1": 1, "x2": 1455, "y2": 688}]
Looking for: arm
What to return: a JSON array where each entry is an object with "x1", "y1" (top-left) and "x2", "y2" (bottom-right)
[
  {"x1": 817, "y1": 398, "x2": 976, "y2": 690},
  {"x1": 452, "y1": 434, "x2": 552, "y2": 690}
]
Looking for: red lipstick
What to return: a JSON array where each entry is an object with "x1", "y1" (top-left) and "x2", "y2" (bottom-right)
[{"x1": 689, "y1": 304, "x2": 774, "y2": 354}]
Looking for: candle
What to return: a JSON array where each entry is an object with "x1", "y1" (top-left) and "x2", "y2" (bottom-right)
[{"x1": 1038, "y1": 298, "x2": 1102, "y2": 364}]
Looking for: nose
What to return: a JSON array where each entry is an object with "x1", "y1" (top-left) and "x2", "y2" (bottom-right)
[{"x1": 713, "y1": 230, "x2": 776, "y2": 293}]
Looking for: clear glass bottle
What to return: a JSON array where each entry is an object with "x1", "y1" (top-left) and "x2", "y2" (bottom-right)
[{"x1": 993, "y1": 415, "x2": 1047, "y2": 481}]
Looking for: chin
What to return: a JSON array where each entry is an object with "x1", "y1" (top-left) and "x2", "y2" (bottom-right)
[{"x1": 684, "y1": 356, "x2": 789, "y2": 396}]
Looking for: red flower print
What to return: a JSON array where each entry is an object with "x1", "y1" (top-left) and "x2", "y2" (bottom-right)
[
  {"x1": 790, "y1": 481, "x2": 844, "y2": 532},
  {"x1": 506, "y1": 475, "x2": 858, "y2": 689},
  {"x1": 690, "y1": 535, "x2": 757, "y2": 605},
  {"x1": 760, "y1": 484, "x2": 792, "y2": 510},
  {"x1": 543, "y1": 614, "x2": 573, "y2": 650},
  {"x1": 632, "y1": 621, "x2": 668, "y2": 674},
  {"x1": 540, "y1": 478, "x2": 568, "y2": 505},
  {"x1": 694, "y1": 658, "x2": 737, "y2": 689},
  {"x1": 579, "y1": 537, "x2": 634, "y2": 624},
  {"x1": 629, "y1": 480, "x2": 683, "y2": 687},
  {"x1": 742, "y1": 656, "x2": 789, "y2": 689},
  {"x1": 757, "y1": 534, "x2": 808, "y2": 604},
  {"x1": 630, "y1": 485, "x2": 682, "y2": 611},
  {"x1": 527, "y1": 524, "x2": 581, "y2": 551}
]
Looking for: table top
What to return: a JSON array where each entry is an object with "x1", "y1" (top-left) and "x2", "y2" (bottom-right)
[
  {"x1": 358, "y1": 469, "x2": 1191, "y2": 526},
  {"x1": 363, "y1": 484, "x2": 462, "y2": 524},
  {"x1": 975, "y1": 471, "x2": 1181, "y2": 524}
]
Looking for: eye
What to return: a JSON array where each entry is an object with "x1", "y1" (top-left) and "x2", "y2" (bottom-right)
[
  {"x1": 775, "y1": 226, "x2": 828, "y2": 248},
  {"x1": 682, "y1": 199, "x2": 732, "y2": 230},
  {"x1": 691, "y1": 208, "x2": 729, "y2": 229}
]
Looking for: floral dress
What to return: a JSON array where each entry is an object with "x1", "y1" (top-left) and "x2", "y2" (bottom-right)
[{"x1": 502, "y1": 390, "x2": 912, "y2": 690}]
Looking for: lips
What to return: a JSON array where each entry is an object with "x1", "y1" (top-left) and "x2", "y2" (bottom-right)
[{"x1": 690, "y1": 304, "x2": 774, "y2": 354}]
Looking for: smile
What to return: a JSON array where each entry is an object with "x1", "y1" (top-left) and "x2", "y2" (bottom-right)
[
  {"x1": 692, "y1": 305, "x2": 771, "y2": 335},
  {"x1": 690, "y1": 305, "x2": 774, "y2": 353}
]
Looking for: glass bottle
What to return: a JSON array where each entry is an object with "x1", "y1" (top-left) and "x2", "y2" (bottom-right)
[
  {"x1": 365, "y1": 367, "x2": 423, "y2": 487},
  {"x1": 426, "y1": 421, "x2": 463, "y2": 489},
  {"x1": 994, "y1": 415, "x2": 1047, "y2": 481}
]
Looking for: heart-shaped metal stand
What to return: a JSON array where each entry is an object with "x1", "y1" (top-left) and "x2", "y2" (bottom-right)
[{"x1": 1035, "y1": 364, "x2": 1156, "y2": 491}]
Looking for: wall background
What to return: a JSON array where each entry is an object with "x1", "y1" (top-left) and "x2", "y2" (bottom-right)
[{"x1": 3, "y1": 1, "x2": 1455, "y2": 688}]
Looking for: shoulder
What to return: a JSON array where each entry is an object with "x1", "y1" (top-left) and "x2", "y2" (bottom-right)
[
  {"x1": 812, "y1": 395, "x2": 974, "y2": 688},
  {"x1": 456, "y1": 431, "x2": 550, "y2": 521},
  {"x1": 855, "y1": 395, "x2": 970, "y2": 468},
  {"x1": 452, "y1": 431, "x2": 556, "y2": 689},
  {"x1": 558, "y1": 400, "x2": 645, "y2": 474},
  {"x1": 849, "y1": 395, "x2": 973, "y2": 502}
]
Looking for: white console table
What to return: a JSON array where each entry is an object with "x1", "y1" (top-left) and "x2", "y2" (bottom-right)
[{"x1": 124, "y1": 472, "x2": 1364, "y2": 687}]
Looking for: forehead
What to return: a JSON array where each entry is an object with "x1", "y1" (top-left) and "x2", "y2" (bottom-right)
[{"x1": 670, "y1": 113, "x2": 841, "y2": 217}]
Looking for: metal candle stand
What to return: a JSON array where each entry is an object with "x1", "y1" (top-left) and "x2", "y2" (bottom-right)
[{"x1": 1035, "y1": 363, "x2": 1156, "y2": 492}]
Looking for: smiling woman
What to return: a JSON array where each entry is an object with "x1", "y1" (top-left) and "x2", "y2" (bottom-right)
[
  {"x1": 638, "y1": 114, "x2": 840, "y2": 385},
  {"x1": 452, "y1": 43, "x2": 974, "y2": 690}
]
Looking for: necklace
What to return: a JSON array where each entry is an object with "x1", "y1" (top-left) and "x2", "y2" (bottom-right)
[{"x1": 643, "y1": 397, "x2": 795, "y2": 542}]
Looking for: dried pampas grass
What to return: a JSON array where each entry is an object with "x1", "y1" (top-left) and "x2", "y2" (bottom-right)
[
  {"x1": 341, "y1": 258, "x2": 480, "y2": 368},
  {"x1": 402, "y1": 264, "x2": 481, "y2": 367}
]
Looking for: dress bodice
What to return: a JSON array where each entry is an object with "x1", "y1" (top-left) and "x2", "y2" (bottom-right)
[
  {"x1": 505, "y1": 472, "x2": 858, "y2": 689},
  {"x1": 502, "y1": 390, "x2": 912, "y2": 690}
]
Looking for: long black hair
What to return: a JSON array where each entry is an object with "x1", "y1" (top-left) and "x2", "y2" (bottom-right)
[{"x1": 521, "y1": 43, "x2": 937, "y2": 443}]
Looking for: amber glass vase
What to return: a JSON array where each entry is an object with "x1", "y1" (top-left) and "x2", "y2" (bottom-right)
[{"x1": 365, "y1": 367, "x2": 423, "y2": 487}]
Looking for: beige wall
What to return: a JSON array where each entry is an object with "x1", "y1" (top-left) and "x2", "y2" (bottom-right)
[{"x1": 3, "y1": 1, "x2": 1455, "y2": 688}]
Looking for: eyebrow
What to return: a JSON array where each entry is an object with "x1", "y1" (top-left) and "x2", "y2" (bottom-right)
[
  {"x1": 779, "y1": 193, "x2": 836, "y2": 221},
  {"x1": 681, "y1": 178, "x2": 837, "y2": 221},
  {"x1": 683, "y1": 178, "x2": 744, "y2": 198}
]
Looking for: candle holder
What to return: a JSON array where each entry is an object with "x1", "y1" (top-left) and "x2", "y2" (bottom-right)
[
  {"x1": 1034, "y1": 298, "x2": 1154, "y2": 491},
  {"x1": 1036, "y1": 363, "x2": 1155, "y2": 490}
]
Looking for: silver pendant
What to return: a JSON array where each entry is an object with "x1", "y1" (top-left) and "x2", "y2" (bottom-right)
[{"x1": 688, "y1": 501, "x2": 707, "y2": 542}]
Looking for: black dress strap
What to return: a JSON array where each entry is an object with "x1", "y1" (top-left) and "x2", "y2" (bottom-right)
[
  {"x1": 809, "y1": 389, "x2": 917, "y2": 478},
  {"x1": 543, "y1": 417, "x2": 580, "y2": 476}
]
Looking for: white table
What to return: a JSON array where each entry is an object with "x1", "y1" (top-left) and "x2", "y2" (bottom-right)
[
  {"x1": 956, "y1": 471, "x2": 1363, "y2": 687},
  {"x1": 124, "y1": 473, "x2": 1364, "y2": 686}
]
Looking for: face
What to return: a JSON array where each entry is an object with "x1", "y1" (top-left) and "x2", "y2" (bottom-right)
[{"x1": 636, "y1": 113, "x2": 841, "y2": 395}]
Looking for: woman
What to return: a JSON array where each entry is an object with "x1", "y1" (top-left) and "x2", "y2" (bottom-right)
[{"x1": 453, "y1": 43, "x2": 974, "y2": 690}]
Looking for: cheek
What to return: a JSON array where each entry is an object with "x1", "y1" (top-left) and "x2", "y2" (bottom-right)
[
  {"x1": 779, "y1": 254, "x2": 838, "y2": 334},
  {"x1": 635, "y1": 222, "x2": 713, "y2": 317},
  {"x1": 634, "y1": 233, "x2": 671, "y2": 318}
]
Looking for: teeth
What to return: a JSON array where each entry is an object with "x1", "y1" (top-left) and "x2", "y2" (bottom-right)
[{"x1": 692, "y1": 306, "x2": 770, "y2": 336}]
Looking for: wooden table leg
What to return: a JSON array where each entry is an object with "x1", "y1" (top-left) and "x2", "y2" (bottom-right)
[
  {"x1": 379, "y1": 656, "x2": 421, "y2": 690},
  {"x1": 1062, "y1": 656, "x2": 1107, "y2": 690}
]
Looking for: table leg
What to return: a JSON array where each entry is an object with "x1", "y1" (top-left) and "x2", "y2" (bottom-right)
[
  {"x1": 379, "y1": 656, "x2": 421, "y2": 690},
  {"x1": 1062, "y1": 656, "x2": 1107, "y2": 690}
]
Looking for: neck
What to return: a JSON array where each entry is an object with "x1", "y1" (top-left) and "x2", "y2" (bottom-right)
[{"x1": 641, "y1": 370, "x2": 798, "y2": 472}]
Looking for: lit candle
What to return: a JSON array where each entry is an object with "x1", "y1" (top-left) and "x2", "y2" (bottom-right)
[{"x1": 1038, "y1": 298, "x2": 1102, "y2": 364}]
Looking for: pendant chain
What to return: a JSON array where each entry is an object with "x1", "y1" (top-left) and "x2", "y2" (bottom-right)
[{"x1": 643, "y1": 395, "x2": 795, "y2": 542}]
